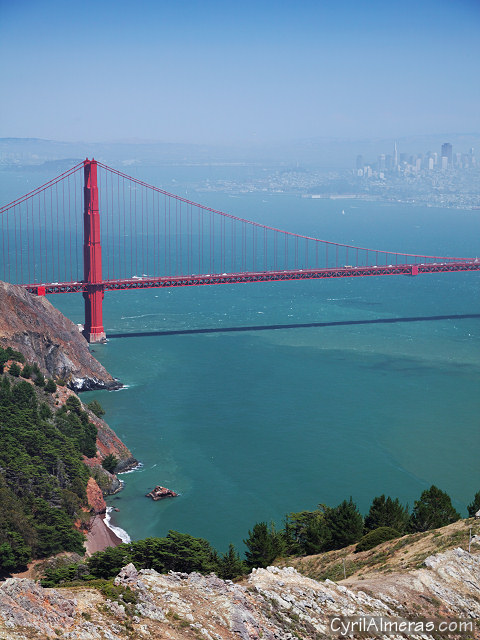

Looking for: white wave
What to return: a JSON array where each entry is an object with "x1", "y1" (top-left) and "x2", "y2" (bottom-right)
[
  {"x1": 105, "y1": 507, "x2": 131, "y2": 543},
  {"x1": 120, "y1": 313, "x2": 159, "y2": 320},
  {"x1": 118, "y1": 461, "x2": 144, "y2": 475}
]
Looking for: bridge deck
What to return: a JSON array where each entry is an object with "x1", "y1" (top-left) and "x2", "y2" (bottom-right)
[{"x1": 24, "y1": 261, "x2": 480, "y2": 295}]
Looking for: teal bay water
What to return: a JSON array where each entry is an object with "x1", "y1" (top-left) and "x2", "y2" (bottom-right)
[{"x1": 45, "y1": 193, "x2": 480, "y2": 553}]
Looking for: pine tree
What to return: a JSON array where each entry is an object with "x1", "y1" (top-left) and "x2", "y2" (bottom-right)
[
  {"x1": 88, "y1": 400, "x2": 106, "y2": 418},
  {"x1": 364, "y1": 495, "x2": 409, "y2": 533},
  {"x1": 284, "y1": 509, "x2": 327, "y2": 555},
  {"x1": 21, "y1": 363, "x2": 33, "y2": 379},
  {"x1": 101, "y1": 454, "x2": 119, "y2": 473},
  {"x1": 323, "y1": 498, "x2": 364, "y2": 550},
  {"x1": 468, "y1": 491, "x2": 480, "y2": 518},
  {"x1": 217, "y1": 543, "x2": 245, "y2": 579},
  {"x1": 9, "y1": 363, "x2": 21, "y2": 377},
  {"x1": 44, "y1": 378, "x2": 57, "y2": 393},
  {"x1": 409, "y1": 485, "x2": 460, "y2": 532},
  {"x1": 244, "y1": 522, "x2": 285, "y2": 568}
]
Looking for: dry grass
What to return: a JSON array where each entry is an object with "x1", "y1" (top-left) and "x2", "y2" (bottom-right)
[{"x1": 276, "y1": 518, "x2": 480, "y2": 583}]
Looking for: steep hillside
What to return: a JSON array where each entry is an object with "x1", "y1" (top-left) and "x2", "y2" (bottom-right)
[
  {"x1": 1, "y1": 539, "x2": 479, "y2": 639},
  {"x1": 279, "y1": 517, "x2": 480, "y2": 583},
  {"x1": 0, "y1": 281, "x2": 119, "y2": 391}
]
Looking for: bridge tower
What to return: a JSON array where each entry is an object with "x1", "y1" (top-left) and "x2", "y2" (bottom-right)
[{"x1": 83, "y1": 159, "x2": 106, "y2": 343}]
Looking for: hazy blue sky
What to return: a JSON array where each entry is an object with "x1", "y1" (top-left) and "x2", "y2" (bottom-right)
[{"x1": 1, "y1": 0, "x2": 479, "y2": 144}]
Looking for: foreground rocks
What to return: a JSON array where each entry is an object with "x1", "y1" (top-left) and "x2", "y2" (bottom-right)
[
  {"x1": 1, "y1": 548, "x2": 479, "y2": 639},
  {"x1": 0, "y1": 281, "x2": 120, "y2": 390}
]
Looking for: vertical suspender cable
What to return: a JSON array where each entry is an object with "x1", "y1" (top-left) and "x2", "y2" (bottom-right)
[
  {"x1": 62, "y1": 179, "x2": 66, "y2": 282},
  {"x1": 55, "y1": 183, "x2": 59, "y2": 281},
  {"x1": 164, "y1": 196, "x2": 167, "y2": 276},
  {"x1": 26, "y1": 198, "x2": 31, "y2": 282},
  {"x1": 141, "y1": 184, "x2": 145, "y2": 276}
]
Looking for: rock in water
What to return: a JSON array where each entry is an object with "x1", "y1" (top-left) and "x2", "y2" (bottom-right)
[{"x1": 0, "y1": 280, "x2": 120, "y2": 390}]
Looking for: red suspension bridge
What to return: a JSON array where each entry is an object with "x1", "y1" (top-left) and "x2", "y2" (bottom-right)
[{"x1": 1, "y1": 159, "x2": 478, "y2": 342}]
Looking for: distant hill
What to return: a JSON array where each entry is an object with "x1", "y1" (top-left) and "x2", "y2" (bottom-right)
[{"x1": 1, "y1": 133, "x2": 479, "y2": 170}]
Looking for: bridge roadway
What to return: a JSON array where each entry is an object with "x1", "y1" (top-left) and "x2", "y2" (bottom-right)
[{"x1": 24, "y1": 260, "x2": 480, "y2": 296}]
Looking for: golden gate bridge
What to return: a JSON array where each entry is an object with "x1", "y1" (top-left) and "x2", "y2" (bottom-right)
[{"x1": 1, "y1": 159, "x2": 478, "y2": 342}]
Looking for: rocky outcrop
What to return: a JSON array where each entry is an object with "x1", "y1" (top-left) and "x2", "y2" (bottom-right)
[
  {"x1": 86, "y1": 478, "x2": 107, "y2": 514},
  {"x1": 87, "y1": 411, "x2": 137, "y2": 472},
  {"x1": 0, "y1": 578, "x2": 77, "y2": 639},
  {"x1": 0, "y1": 281, "x2": 120, "y2": 391},
  {"x1": 82, "y1": 409, "x2": 138, "y2": 494},
  {"x1": 1, "y1": 548, "x2": 479, "y2": 639}
]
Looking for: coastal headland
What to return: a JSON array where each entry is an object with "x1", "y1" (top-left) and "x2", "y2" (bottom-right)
[{"x1": 0, "y1": 280, "x2": 137, "y2": 560}]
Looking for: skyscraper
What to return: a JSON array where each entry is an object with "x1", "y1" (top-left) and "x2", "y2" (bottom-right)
[
  {"x1": 393, "y1": 141, "x2": 398, "y2": 168},
  {"x1": 441, "y1": 143, "x2": 453, "y2": 166}
]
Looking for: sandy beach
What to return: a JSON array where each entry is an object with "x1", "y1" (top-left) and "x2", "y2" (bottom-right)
[{"x1": 85, "y1": 513, "x2": 123, "y2": 556}]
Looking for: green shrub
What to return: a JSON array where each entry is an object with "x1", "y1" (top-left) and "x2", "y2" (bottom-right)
[
  {"x1": 88, "y1": 400, "x2": 106, "y2": 418},
  {"x1": 101, "y1": 454, "x2": 119, "y2": 473},
  {"x1": 21, "y1": 363, "x2": 33, "y2": 379},
  {"x1": 468, "y1": 491, "x2": 480, "y2": 517},
  {"x1": 44, "y1": 378, "x2": 57, "y2": 393},
  {"x1": 355, "y1": 526, "x2": 400, "y2": 552},
  {"x1": 0, "y1": 346, "x2": 25, "y2": 365},
  {"x1": 34, "y1": 371, "x2": 45, "y2": 387},
  {"x1": 9, "y1": 363, "x2": 21, "y2": 377}
]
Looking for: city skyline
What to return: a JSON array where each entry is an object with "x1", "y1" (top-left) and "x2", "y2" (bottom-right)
[
  {"x1": 1, "y1": 0, "x2": 479, "y2": 145},
  {"x1": 356, "y1": 141, "x2": 476, "y2": 175}
]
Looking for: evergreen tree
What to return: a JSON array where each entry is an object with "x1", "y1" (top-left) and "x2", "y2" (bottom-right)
[
  {"x1": 468, "y1": 491, "x2": 480, "y2": 518},
  {"x1": 65, "y1": 395, "x2": 82, "y2": 413},
  {"x1": 409, "y1": 485, "x2": 460, "y2": 532},
  {"x1": 155, "y1": 530, "x2": 219, "y2": 574},
  {"x1": 44, "y1": 378, "x2": 57, "y2": 393},
  {"x1": 9, "y1": 362, "x2": 21, "y2": 377},
  {"x1": 244, "y1": 522, "x2": 285, "y2": 568},
  {"x1": 0, "y1": 371, "x2": 90, "y2": 571},
  {"x1": 0, "y1": 533, "x2": 32, "y2": 572},
  {"x1": 34, "y1": 371, "x2": 45, "y2": 387},
  {"x1": 88, "y1": 400, "x2": 106, "y2": 418},
  {"x1": 323, "y1": 498, "x2": 364, "y2": 550},
  {"x1": 88, "y1": 544, "x2": 132, "y2": 579},
  {"x1": 284, "y1": 509, "x2": 328, "y2": 555},
  {"x1": 364, "y1": 495, "x2": 409, "y2": 534},
  {"x1": 101, "y1": 453, "x2": 119, "y2": 473},
  {"x1": 217, "y1": 543, "x2": 246, "y2": 579},
  {"x1": 21, "y1": 363, "x2": 33, "y2": 379},
  {"x1": 39, "y1": 402, "x2": 53, "y2": 420}
]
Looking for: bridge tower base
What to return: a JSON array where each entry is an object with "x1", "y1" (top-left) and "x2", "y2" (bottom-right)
[
  {"x1": 83, "y1": 286, "x2": 106, "y2": 343},
  {"x1": 83, "y1": 159, "x2": 106, "y2": 343}
]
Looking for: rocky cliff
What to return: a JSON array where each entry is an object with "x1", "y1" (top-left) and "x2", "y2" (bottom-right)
[
  {"x1": 1, "y1": 545, "x2": 479, "y2": 639},
  {"x1": 0, "y1": 281, "x2": 120, "y2": 391}
]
